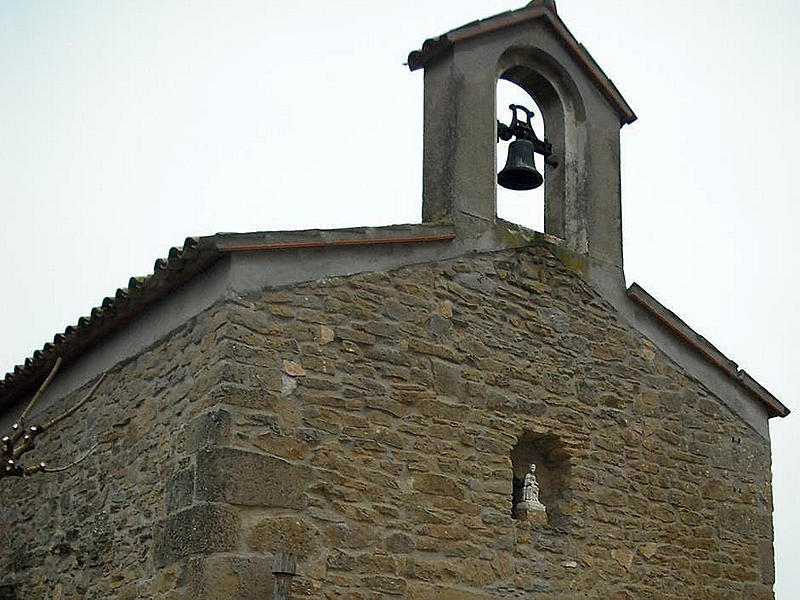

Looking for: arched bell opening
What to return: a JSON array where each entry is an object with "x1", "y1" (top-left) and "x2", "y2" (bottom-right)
[
  {"x1": 497, "y1": 47, "x2": 586, "y2": 246},
  {"x1": 496, "y1": 80, "x2": 545, "y2": 232}
]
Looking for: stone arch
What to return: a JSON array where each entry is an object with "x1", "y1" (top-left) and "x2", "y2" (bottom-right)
[
  {"x1": 497, "y1": 46, "x2": 587, "y2": 250},
  {"x1": 416, "y1": 7, "x2": 628, "y2": 281}
]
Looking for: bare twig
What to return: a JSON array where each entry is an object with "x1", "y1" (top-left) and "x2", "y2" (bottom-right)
[
  {"x1": 3, "y1": 426, "x2": 23, "y2": 452},
  {"x1": 2, "y1": 369, "x2": 107, "y2": 479},
  {"x1": 11, "y1": 434, "x2": 34, "y2": 460},
  {"x1": 1, "y1": 434, "x2": 15, "y2": 457},
  {"x1": 43, "y1": 373, "x2": 106, "y2": 432},
  {"x1": 22, "y1": 462, "x2": 45, "y2": 477},
  {"x1": 42, "y1": 443, "x2": 98, "y2": 473},
  {"x1": 19, "y1": 357, "x2": 62, "y2": 424},
  {"x1": 3, "y1": 358, "x2": 63, "y2": 456}
]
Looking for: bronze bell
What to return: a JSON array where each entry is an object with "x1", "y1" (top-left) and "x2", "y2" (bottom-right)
[{"x1": 498, "y1": 138, "x2": 543, "y2": 191}]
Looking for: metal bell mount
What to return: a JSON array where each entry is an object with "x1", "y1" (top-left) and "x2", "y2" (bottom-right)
[{"x1": 497, "y1": 104, "x2": 558, "y2": 191}]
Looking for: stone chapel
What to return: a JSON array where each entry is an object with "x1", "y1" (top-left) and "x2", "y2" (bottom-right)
[{"x1": 0, "y1": 2, "x2": 788, "y2": 599}]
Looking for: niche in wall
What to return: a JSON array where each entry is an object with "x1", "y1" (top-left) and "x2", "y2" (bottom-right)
[{"x1": 511, "y1": 433, "x2": 569, "y2": 524}]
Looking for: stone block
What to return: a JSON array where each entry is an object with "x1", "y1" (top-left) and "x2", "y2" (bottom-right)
[
  {"x1": 407, "y1": 582, "x2": 499, "y2": 600},
  {"x1": 639, "y1": 542, "x2": 657, "y2": 560},
  {"x1": 322, "y1": 521, "x2": 376, "y2": 550},
  {"x1": 153, "y1": 503, "x2": 240, "y2": 567},
  {"x1": 165, "y1": 466, "x2": 195, "y2": 514},
  {"x1": 384, "y1": 532, "x2": 415, "y2": 554},
  {"x1": 251, "y1": 433, "x2": 312, "y2": 461},
  {"x1": 247, "y1": 516, "x2": 321, "y2": 556},
  {"x1": 411, "y1": 473, "x2": 464, "y2": 499},
  {"x1": 611, "y1": 547, "x2": 634, "y2": 570},
  {"x1": 514, "y1": 504, "x2": 547, "y2": 526},
  {"x1": 186, "y1": 554, "x2": 274, "y2": 600},
  {"x1": 359, "y1": 574, "x2": 407, "y2": 595},
  {"x1": 196, "y1": 447, "x2": 309, "y2": 508},
  {"x1": 187, "y1": 409, "x2": 232, "y2": 452}
]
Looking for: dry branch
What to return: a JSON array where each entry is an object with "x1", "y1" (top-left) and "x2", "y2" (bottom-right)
[
  {"x1": 2, "y1": 361, "x2": 106, "y2": 479},
  {"x1": 42, "y1": 443, "x2": 99, "y2": 473},
  {"x1": 19, "y1": 356, "x2": 61, "y2": 424},
  {"x1": 42, "y1": 373, "x2": 106, "y2": 432}
]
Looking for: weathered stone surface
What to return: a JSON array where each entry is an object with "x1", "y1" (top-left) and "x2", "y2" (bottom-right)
[
  {"x1": 0, "y1": 246, "x2": 777, "y2": 599},
  {"x1": 639, "y1": 542, "x2": 657, "y2": 559},
  {"x1": 195, "y1": 447, "x2": 309, "y2": 508},
  {"x1": 187, "y1": 408, "x2": 232, "y2": 452},
  {"x1": 0, "y1": 303, "x2": 241, "y2": 597},
  {"x1": 407, "y1": 582, "x2": 500, "y2": 600},
  {"x1": 318, "y1": 324, "x2": 335, "y2": 345},
  {"x1": 248, "y1": 516, "x2": 321, "y2": 556},
  {"x1": 165, "y1": 465, "x2": 195, "y2": 514},
  {"x1": 412, "y1": 473, "x2": 464, "y2": 499},
  {"x1": 514, "y1": 504, "x2": 547, "y2": 525},
  {"x1": 282, "y1": 360, "x2": 306, "y2": 377},
  {"x1": 153, "y1": 503, "x2": 240, "y2": 567},
  {"x1": 611, "y1": 547, "x2": 634, "y2": 570},
  {"x1": 742, "y1": 583, "x2": 775, "y2": 600},
  {"x1": 758, "y1": 540, "x2": 776, "y2": 584},
  {"x1": 384, "y1": 532, "x2": 416, "y2": 554},
  {"x1": 186, "y1": 554, "x2": 274, "y2": 600}
]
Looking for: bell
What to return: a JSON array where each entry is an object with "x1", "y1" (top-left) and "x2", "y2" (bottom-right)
[{"x1": 498, "y1": 139, "x2": 543, "y2": 191}]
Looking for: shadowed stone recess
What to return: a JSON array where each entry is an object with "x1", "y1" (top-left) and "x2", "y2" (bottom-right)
[{"x1": 0, "y1": 585, "x2": 15, "y2": 600}]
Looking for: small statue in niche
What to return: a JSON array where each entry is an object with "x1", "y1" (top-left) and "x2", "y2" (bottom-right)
[{"x1": 515, "y1": 463, "x2": 546, "y2": 521}]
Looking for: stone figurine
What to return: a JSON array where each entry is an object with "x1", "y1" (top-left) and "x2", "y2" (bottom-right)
[{"x1": 516, "y1": 463, "x2": 546, "y2": 517}]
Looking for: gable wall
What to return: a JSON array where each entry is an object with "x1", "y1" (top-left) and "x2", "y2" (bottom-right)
[
  {"x1": 191, "y1": 246, "x2": 774, "y2": 599},
  {"x1": 0, "y1": 246, "x2": 775, "y2": 599}
]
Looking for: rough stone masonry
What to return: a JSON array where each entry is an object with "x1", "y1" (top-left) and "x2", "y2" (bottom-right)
[{"x1": 0, "y1": 244, "x2": 776, "y2": 599}]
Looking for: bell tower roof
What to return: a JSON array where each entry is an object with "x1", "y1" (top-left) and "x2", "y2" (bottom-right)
[{"x1": 407, "y1": 2, "x2": 636, "y2": 125}]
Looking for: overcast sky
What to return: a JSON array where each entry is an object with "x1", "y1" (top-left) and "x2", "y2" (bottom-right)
[{"x1": 1, "y1": 0, "x2": 798, "y2": 595}]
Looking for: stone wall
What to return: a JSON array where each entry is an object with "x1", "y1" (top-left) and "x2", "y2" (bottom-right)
[
  {"x1": 0, "y1": 303, "x2": 233, "y2": 599},
  {"x1": 1, "y1": 244, "x2": 776, "y2": 599},
  {"x1": 169, "y1": 245, "x2": 774, "y2": 599}
]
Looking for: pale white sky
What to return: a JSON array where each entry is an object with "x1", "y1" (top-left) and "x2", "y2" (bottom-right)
[{"x1": 1, "y1": 0, "x2": 798, "y2": 594}]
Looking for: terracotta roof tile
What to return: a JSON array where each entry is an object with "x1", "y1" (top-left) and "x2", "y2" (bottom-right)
[{"x1": 0, "y1": 236, "x2": 221, "y2": 406}]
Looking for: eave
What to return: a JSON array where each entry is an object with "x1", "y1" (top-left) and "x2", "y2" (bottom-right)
[{"x1": 628, "y1": 283, "x2": 789, "y2": 419}]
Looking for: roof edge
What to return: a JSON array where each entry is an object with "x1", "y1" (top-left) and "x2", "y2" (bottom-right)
[
  {"x1": 628, "y1": 283, "x2": 789, "y2": 419},
  {"x1": 6, "y1": 221, "x2": 785, "y2": 423},
  {"x1": 0, "y1": 237, "x2": 222, "y2": 410},
  {"x1": 0, "y1": 224, "x2": 458, "y2": 410},
  {"x1": 407, "y1": 5, "x2": 636, "y2": 125}
]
